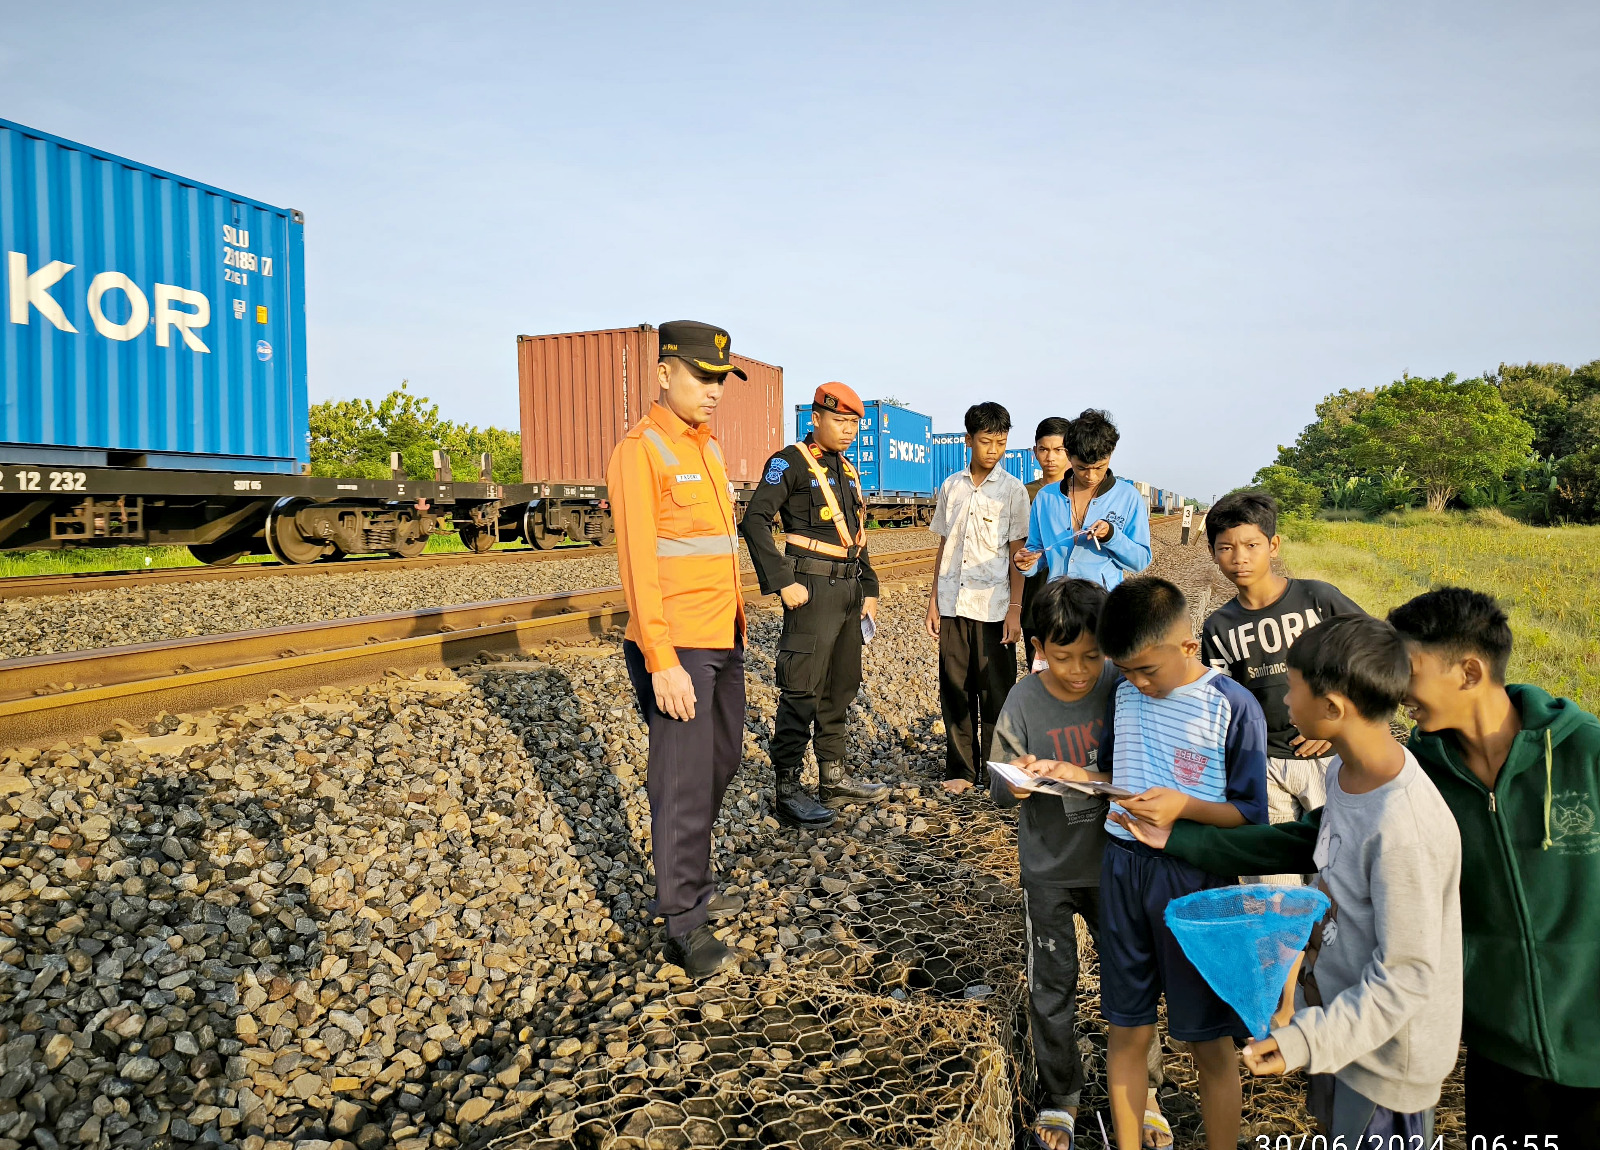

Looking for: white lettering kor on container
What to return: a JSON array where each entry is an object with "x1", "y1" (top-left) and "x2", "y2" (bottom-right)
[{"x1": 6, "y1": 252, "x2": 212, "y2": 353}]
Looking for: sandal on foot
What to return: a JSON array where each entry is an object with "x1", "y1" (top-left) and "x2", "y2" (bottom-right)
[
  {"x1": 1031, "y1": 1109, "x2": 1075, "y2": 1150},
  {"x1": 1142, "y1": 1110, "x2": 1173, "y2": 1150}
]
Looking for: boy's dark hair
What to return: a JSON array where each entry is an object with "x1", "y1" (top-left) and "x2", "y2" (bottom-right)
[
  {"x1": 1066, "y1": 408, "x2": 1119, "y2": 462},
  {"x1": 1034, "y1": 416, "x2": 1072, "y2": 443},
  {"x1": 1286, "y1": 615, "x2": 1410, "y2": 721},
  {"x1": 965, "y1": 402, "x2": 1012, "y2": 436},
  {"x1": 1387, "y1": 587, "x2": 1513, "y2": 682},
  {"x1": 1097, "y1": 576, "x2": 1189, "y2": 660},
  {"x1": 1205, "y1": 489, "x2": 1279, "y2": 547},
  {"x1": 1032, "y1": 578, "x2": 1109, "y2": 648}
]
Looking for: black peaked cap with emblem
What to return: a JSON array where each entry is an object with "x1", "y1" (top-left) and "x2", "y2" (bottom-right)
[{"x1": 658, "y1": 320, "x2": 748, "y2": 380}]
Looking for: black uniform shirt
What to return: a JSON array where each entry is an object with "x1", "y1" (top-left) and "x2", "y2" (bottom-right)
[{"x1": 739, "y1": 436, "x2": 880, "y2": 597}]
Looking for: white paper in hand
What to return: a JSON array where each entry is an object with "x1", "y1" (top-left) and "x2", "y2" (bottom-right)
[
  {"x1": 986, "y1": 760, "x2": 1051, "y2": 794},
  {"x1": 986, "y1": 761, "x2": 1137, "y2": 801},
  {"x1": 861, "y1": 613, "x2": 876, "y2": 643}
]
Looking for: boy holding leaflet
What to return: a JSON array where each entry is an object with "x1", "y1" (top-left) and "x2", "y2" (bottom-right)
[
  {"x1": 1095, "y1": 577, "x2": 1268, "y2": 1150},
  {"x1": 989, "y1": 579, "x2": 1171, "y2": 1149}
]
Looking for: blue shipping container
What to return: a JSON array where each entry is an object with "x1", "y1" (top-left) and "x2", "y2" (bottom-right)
[
  {"x1": 1, "y1": 118, "x2": 308, "y2": 472},
  {"x1": 1003, "y1": 448, "x2": 1041, "y2": 485},
  {"x1": 794, "y1": 400, "x2": 934, "y2": 495},
  {"x1": 932, "y1": 432, "x2": 965, "y2": 486}
]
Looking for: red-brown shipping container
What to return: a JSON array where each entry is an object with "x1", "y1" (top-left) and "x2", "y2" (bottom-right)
[{"x1": 517, "y1": 325, "x2": 785, "y2": 487}]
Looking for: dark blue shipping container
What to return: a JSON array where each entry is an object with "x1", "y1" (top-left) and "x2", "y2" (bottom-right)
[
  {"x1": 932, "y1": 432, "x2": 965, "y2": 487},
  {"x1": 794, "y1": 400, "x2": 934, "y2": 495},
  {"x1": 0, "y1": 118, "x2": 308, "y2": 472}
]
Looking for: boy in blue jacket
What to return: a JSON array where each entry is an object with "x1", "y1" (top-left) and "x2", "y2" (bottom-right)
[{"x1": 1016, "y1": 409, "x2": 1152, "y2": 590}]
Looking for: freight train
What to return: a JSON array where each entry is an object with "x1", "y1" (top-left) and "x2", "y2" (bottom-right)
[{"x1": 0, "y1": 117, "x2": 1185, "y2": 565}]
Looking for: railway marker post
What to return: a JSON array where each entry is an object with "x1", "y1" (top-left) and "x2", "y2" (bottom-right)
[{"x1": 1181, "y1": 504, "x2": 1194, "y2": 545}]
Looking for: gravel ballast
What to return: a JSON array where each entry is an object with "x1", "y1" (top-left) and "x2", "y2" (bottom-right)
[
  {"x1": 0, "y1": 521, "x2": 1351, "y2": 1149},
  {"x1": 0, "y1": 532, "x2": 938, "y2": 661}
]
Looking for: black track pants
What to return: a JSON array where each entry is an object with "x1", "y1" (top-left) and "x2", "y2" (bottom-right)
[{"x1": 1025, "y1": 882, "x2": 1099, "y2": 1109}]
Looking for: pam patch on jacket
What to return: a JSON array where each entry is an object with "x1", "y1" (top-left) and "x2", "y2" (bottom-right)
[
  {"x1": 674, "y1": 473, "x2": 704, "y2": 484},
  {"x1": 763, "y1": 457, "x2": 789, "y2": 485}
]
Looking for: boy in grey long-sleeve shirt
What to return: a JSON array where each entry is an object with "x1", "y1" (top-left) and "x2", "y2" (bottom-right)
[{"x1": 1115, "y1": 615, "x2": 1462, "y2": 1138}]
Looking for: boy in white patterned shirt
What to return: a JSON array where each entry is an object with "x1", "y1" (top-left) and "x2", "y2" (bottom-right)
[{"x1": 925, "y1": 402, "x2": 1032, "y2": 794}]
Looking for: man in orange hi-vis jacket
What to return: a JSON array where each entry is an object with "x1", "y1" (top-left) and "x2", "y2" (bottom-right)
[{"x1": 608, "y1": 319, "x2": 749, "y2": 980}]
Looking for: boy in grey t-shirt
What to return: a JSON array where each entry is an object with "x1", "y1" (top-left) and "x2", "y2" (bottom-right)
[
  {"x1": 991, "y1": 579, "x2": 1170, "y2": 1149},
  {"x1": 1117, "y1": 615, "x2": 1462, "y2": 1139}
]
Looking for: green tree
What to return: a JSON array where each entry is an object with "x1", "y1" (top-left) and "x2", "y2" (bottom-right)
[
  {"x1": 1272, "y1": 389, "x2": 1376, "y2": 484},
  {"x1": 1554, "y1": 447, "x2": 1600, "y2": 522},
  {"x1": 1346, "y1": 374, "x2": 1533, "y2": 511},
  {"x1": 1249, "y1": 464, "x2": 1324, "y2": 518},
  {"x1": 309, "y1": 382, "x2": 522, "y2": 483},
  {"x1": 1493, "y1": 359, "x2": 1600, "y2": 459}
]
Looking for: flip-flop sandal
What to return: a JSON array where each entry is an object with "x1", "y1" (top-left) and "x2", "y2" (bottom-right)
[
  {"x1": 1142, "y1": 1109, "x2": 1173, "y2": 1150},
  {"x1": 1030, "y1": 1109, "x2": 1075, "y2": 1150}
]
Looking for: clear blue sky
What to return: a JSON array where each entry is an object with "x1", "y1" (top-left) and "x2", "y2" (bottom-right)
[{"x1": 6, "y1": 2, "x2": 1596, "y2": 499}]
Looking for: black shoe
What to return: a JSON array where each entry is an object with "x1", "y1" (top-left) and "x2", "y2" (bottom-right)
[
  {"x1": 708, "y1": 892, "x2": 744, "y2": 920},
  {"x1": 776, "y1": 787, "x2": 836, "y2": 828},
  {"x1": 818, "y1": 759, "x2": 890, "y2": 805},
  {"x1": 664, "y1": 925, "x2": 740, "y2": 979}
]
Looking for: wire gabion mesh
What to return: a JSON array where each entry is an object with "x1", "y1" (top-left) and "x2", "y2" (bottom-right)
[{"x1": 495, "y1": 979, "x2": 1014, "y2": 1149}]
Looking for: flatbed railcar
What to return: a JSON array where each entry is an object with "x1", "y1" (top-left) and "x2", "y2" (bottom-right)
[
  {"x1": 0, "y1": 455, "x2": 604, "y2": 563},
  {"x1": 0, "y1": 459, "x2": 928, "y2": 564}
]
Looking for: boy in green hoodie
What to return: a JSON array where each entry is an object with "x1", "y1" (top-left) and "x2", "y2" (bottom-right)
[{"x1": 1123, "y1": 587, "x2": 1600, "y2": 1141}]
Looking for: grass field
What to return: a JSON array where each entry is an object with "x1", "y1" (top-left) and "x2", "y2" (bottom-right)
[
  {"x1": 0, "y1": 532, "x2": 564, "y2": 579},
  {"x1": 1281, "y1": 510, "x2": 1600, "y2": 712}
]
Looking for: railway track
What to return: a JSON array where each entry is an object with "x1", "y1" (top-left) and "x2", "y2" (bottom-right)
[
  {"x1": 0, "y1": 546, "x2": 941, "y2": 746},
  {"x1": 0, "y1": 525, "x2": 944, "y2": 601},
  {"x1": 0, "y1": 542, "x2": 615, "y2": 601}
]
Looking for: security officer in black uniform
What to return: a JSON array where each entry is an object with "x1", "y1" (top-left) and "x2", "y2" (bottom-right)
[{"x1": 740, "y1": 381, "x2": 891, "y2": 828}]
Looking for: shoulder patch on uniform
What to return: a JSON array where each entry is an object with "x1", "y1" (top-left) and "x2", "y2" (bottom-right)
[{"x1": 763, "y1": 456, "x2": 790, "y2": 485}]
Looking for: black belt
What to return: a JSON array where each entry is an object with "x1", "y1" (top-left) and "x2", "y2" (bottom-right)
[{"x1": 790, "y1": 554, "x2": 861, "y2": 579}]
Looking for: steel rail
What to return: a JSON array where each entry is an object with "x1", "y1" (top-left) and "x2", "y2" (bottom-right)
[
  {"x1": 0, "y1": 548, "x2": 940, "y2": 746},
  {"x1": 0, "y1": 525, "x2": 943, "y2": 601},
  {"x1": 0, "y1": 544, "x2": 616, "y2": 601}
]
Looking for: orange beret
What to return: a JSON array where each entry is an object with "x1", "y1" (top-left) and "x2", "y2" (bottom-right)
[{"x1": 813, "y1": 381, "x2": 864, "y2": 418}]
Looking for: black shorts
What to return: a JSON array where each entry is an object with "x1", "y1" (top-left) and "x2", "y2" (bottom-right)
[{"x1": 1098, "y1": 836, "x2": 1248, "y2": 1042}]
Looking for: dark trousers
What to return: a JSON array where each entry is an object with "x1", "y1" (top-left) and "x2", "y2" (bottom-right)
[
  {"x1": 938, "y1": 615, "x2": 1017, "y2": 782},
  {"x1": 1307, "y1": 1075, "x2": 1432, "y2": 1141},
  {"x1": 624, "y1": 640, "x2": 745, "y2": 938},
  {"x1": 771, "y1": 571, "x2": 863, "y2": 771},
  {"x1": 1465, "y1": 1048, "x2": 1600, "y2": 1146},
  {"x1": 1024, "y1": 881, "x2": 1099, "y2": 1109},
  {"x1": 1020, "y1": 565, "x2": 1049, "y2": 662}
]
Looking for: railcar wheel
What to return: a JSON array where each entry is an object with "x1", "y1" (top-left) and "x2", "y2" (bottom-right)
[
  {"x1": 393, "y1": 521, "x2": 429, "y2": 558},
  {"x1": 458, "y1": 524, "x2": 497, "y2": 553},
  {"x1": 264, "y1": 500, "x2": 329, "y2": 565},
  {"x1": 522, "y1": 505, "x2": 559, "y2": 550},
  {"x1": 187, "y1": 541, "x2": 248, "y2": 566}
]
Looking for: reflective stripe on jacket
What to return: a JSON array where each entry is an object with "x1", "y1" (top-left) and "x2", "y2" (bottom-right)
[{"x1": 607, "y1": 402, "x2": 745, "y2": 672}]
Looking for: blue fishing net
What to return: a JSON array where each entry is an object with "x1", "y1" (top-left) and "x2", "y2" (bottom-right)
[{"x1": 1165, "y1": 885, "x2": 1332, "y2": 1038}]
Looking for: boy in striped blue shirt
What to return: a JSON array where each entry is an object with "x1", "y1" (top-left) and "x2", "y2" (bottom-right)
[{"x1": 1096, "y1": 576, "x2": 1269, "y2": 1150}]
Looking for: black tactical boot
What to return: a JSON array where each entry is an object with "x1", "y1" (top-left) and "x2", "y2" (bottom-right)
[
  {"x1": 775, "y1": 766, "x2": 835, "y2": 828},
  {"x1": 707, "y1": 892, "x2": 745, "y2": 920},
  {"x1": 818, "y1": 759, "x2": 889, "y2": 806},
  {"x1": 663, "y1": 925, "x2": 740, "y2": 980}
]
